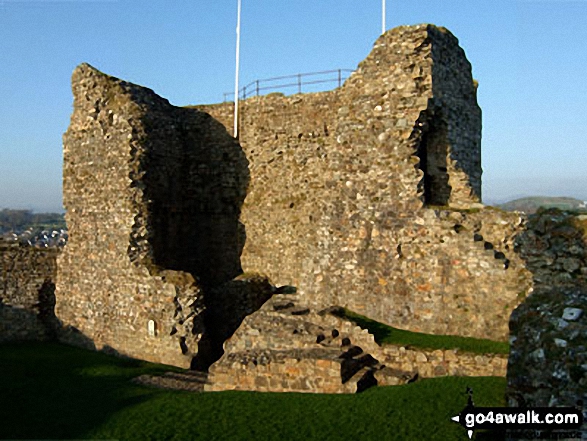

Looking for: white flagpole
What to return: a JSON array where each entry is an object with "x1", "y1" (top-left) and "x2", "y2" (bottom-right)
[
  {"x1": 234, "y1": 0, "x2": 242, "y2": 138},
  {"x1": 382, "y1": 0, "x2": 386, "y2": 34}
]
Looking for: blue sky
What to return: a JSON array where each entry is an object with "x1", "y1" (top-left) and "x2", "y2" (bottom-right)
[{"x1": 0, "y1": 0, "x2": 585, "y2": 212}]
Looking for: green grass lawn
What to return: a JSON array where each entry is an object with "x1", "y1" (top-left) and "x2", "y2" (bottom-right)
[
  {"x1": 0, "y1": 342, "x2": 505, "y2": 440},
  {"x1": 336, "y1": 308, "x2": 510, "y2": 355}
]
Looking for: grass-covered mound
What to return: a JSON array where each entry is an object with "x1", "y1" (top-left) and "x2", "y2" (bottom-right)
[
  {"x1": 0, "y1": 342, "x2": 505, "y2": 440},
  {"x1": 335, "y1": 308, "x2": 510, "y2": 354}
]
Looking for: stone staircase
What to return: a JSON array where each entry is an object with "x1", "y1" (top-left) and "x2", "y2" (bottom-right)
[
  {"x1": 203, "y1": 290, "x2": 416, "y2": 393},
  {"x1": 132, "y1": 287, "x2": 417, "y2": 394},
  {"x1": 471, "y1": 232, "x2": 510, "y2": 269}
]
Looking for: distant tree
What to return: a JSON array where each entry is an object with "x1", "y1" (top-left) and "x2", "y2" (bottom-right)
[
  {"x1": 0, "y1": 209, "x2": 33, "y2": 232},
  {"x1": 0, "y1": 209, "x2": 65, "y2": 234}
]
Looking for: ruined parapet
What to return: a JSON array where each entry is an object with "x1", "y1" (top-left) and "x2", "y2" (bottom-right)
[
  {"x1": 336, "y1": 24, "x2": 481, "y2": 209},
  {"x1": 0, "y1": 239, "x2": 60, "y2": 342},
  {"x1": 200, "y1": 25, "x2": 526, "y2": 341},
  {"x1": 203, "y1": 285, "x2": 508, "y2": 394},
  {"x1": 515, "y1": 210, "x2": 587, "y2": 289},
  {"x1": 56, "y1": 63, "x2": 249, "y2": 367},
  {"x1": 378, "y1": 345, "x2": 507, "y2": 379}
]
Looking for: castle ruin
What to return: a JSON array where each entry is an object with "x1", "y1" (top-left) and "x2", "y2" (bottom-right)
[
  {"x1": 2, "y1": 24, "x2": 585, "y2": 396},
  {"x1": 196, "y1": 24, "x2": 530, "y2": 341}
]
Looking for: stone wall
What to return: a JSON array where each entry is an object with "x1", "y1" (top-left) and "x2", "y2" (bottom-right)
[
  {"x1": 5, "y1": 24, "x2": 583, "y2": 398},
  {"x1": 207, "y1": 346, "x2": 507, "y2": 394},
  {"x1": 197, "y1": 24, "x2": 529, "y2": 341},
  {"x1": 507, "y1": 211, "x2": 587, "y2": 437},
  {"x1": 51, "y1": 23, "x2": 527, "y2": 377},
  {"x1": 515, "y1": 210, "x2": 587, "y2": 288},
  {"x1": 0, "y1": 238, "x2": 60, "y2": 342},
  {"x1": 379, "y1": 345, "x2": 506, "y2": 380},
  {"x1": 11, "y1": 23, "x2": 578, "y2": 388},
  {"x1": 55, "y1": 63, "x2": 249, "y2": 368}
]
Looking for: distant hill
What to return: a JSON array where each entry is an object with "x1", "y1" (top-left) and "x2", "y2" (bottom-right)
[{"x1": 498, "y1": 197, "x2": 587, "y2": 214}]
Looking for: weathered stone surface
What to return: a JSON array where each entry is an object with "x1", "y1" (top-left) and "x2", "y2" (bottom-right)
[
  {"x1": 507, "y1": 211, "x2": 587, "y2": 439},
  {"x1": 191, "y1": 273, "x2": 276, "y2": 370},
  {"x1": 204, "y1": 290, "x2": 390, "y2": 393},
  {"x1": 55, "y1": 62, "x2": 249, "y2": 367},
  {"x1": 202, "y1": 287, "x2": 507, "y2": 394},
  {"x1": 507, "y1": 286, "x2": 587, "y2": 439},
  {"x1": 198, "y1": 24, "x2": 529, "y2": 341},
  {"x1": 515, "y1": 208, "x2": 587, "y2": 291},
  {"x1": 7, "y1": 24, "x2": 585, "y2": 396},
  {"x1": 0, "y1": 238, "x2": 60, "y2": 342}
]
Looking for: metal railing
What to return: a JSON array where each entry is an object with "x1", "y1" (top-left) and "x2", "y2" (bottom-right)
[{"x1": 223, "y1": 68, "x2": 354, "y2": 102}]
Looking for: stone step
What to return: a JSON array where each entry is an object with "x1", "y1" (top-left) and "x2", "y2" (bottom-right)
[
  {"x1": 225, "y1": 306, "x2": 382, "y2": 360},
  {"x1": 207, "y1": 345, "x2": 397, "y2": 394},
  {"x1": 131, "y1": 372, "x2": 209, "y2": 392},
  {"x1": 471, "y1": 233, "x2": 510, "y2": 267},
  {"x1": 161, "y1": 371, "x2": 210, "y2": 384},
  {"x1": 374, "y1": 366, "x2": 419, "y2": 386}
]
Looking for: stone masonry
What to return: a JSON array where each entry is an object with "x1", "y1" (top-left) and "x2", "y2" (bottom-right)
[
  {"x1": 203, "y1": 290, "x2": 508, "y2": 394},
  {"x1": 46, "y1": 23, "x2": 521, "y2": 392},
  {"x1": 6, "y1": 24, "x2": 582, "y2": 395},
  {"x1": 0, "y1": 238, "x2": 59, "y2": 342},
  {"x1": 55, "y1": 62, "x2": 249, "y2": 368},
  {"x1": 507, "y1": 211, "x2": 587, "y2": 439},
  {"x1": 197, "y1": 24, "x2": 530, "y2": 341}
]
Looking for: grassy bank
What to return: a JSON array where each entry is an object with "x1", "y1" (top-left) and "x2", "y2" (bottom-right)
[
  {"x1": 0, "y1": 342, "x2": 505, "y2": 440},
  {"x1": 336, "y1": 308, "x2": 510, "y2": 354}
]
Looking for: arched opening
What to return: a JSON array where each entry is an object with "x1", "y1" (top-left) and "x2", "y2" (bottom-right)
[{"x1": 416, "y1": 112, "x2": 451, "y2": 206}]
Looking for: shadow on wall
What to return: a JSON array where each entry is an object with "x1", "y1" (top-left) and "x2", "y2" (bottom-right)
[
  {"x1": 191, "y1": 275, "x2": 276, "y2": 371},
  {"x1": 0, "y1": 277, "x2": 107, "y2": 351},
  {"x1": 414, "y1": 105, "x2": 451, "y2": 206},
  {"x1": 139, "y1": 109, "x2": 250, "y2": 289},
  {"x1": 506, "y1": 209, "x2": 587, "y2": 421},
  {"x1": 125, "y1": 103, "x2": 255, "y2": 371},
  {"x1": 514, "y1": 208, "x2": 587, "y2": 289},
  {"x1": 0, "y1": 279, "x2": 60, "y2": 343}
]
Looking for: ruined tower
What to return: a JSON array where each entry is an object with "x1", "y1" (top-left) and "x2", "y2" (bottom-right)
[
  {"x1": 200, "y1": 24, "x2": 527, "y2": 340},
  {"x1": 55, "y1": 63, "x2": 249, "y2": 367}
]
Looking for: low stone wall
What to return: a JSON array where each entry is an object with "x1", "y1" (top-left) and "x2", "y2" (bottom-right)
[
  {"x1": 379, "y1": 345, "x2": 507, "y2": 381},
  {"x1": 205, "y1": 285, "x2": 507, "y2": 394},
  {"x1": 0, "y1": 238, "x2": 60, "y2": 342},
  {"x1": 205, "y1": 291, "x2": 386, "y2": 394},
  {"x1": 206, "y1": 345, "x2": 507, "y2": 394},
  {"x1": 208, "y1": 353, "x2": 355, "y2": 394}
]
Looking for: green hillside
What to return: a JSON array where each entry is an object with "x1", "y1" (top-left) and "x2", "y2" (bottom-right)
[{"x1": 498, "y1": 196, "x2": 587, "y2": 214}]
